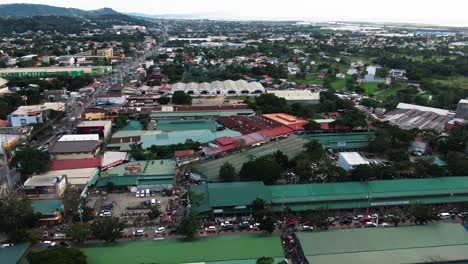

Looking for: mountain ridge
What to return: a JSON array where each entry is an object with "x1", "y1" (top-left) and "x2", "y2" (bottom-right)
[{"x1": 0, "y1": 3, "x2": 120, "y2": 17}]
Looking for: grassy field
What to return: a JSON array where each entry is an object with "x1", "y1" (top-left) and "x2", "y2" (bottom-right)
[
  {"x1": 431, "y1": 76, "x2": 468, "y2": 89},
  {"x1": 193, "y1": 135, "x2": 309, "y2": 182},
  {"x1": 330, "y1": 79, "x2": 346, "y2": 90},
  {"x1": 360, "y1": 82, "x2": 380, "y2": 94},
  {"x1": 82, "y1": 234, "x2": 284, "y2": 264}
]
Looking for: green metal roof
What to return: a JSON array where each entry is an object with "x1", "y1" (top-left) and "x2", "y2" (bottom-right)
[
  {"x1": 82, "y1": 234, "x2": 284, "y2": 264},
  {"x1": 107, "y1": 160, "x2": 175, "y2": 177},
  {"x1": 112, "y1": 130, "x2": 145, "y2": 138},
  {"x1": 191, "y1": 182, "x2": 272, "y2": 213},
  {"x1": 305, "y1": 132, "x2": 375, "y2": 149},
  {"x1": 213, "y1": 129, "x2": 242, "y2": 138},
  {"x1": 156, "y1": 120, "x2": 218, "y2": 132},
  {"x1": 32, "y1": 199, "x2": 63, "y2": 215},
  {"x1": 0, "y1": 243, "x2": 29, "y2": 264},
  {"x1": 192, "y1": 177, "x2": 468, "y2": 213},
  {"x1": 299, "y1": 223, "x2": 468, "y2": 264},
  {"x1": 98, "y1": 176, "x2": 137, "y2": 187},
  {"x1": 121, "y1": 121, "x2": 143, "y2": 131},
  {"x1": 269, "y1": 177, "x2": 468, "y2": 206},
  {"x1": 141, "y1": 130, "x2": 216, "y2": 147},
  {"x1": 99, "y1": 160, "x2": 176, "y2": 187},
  {"x1": 150, "y1": 109, "x2": 255, "y2": 119}
]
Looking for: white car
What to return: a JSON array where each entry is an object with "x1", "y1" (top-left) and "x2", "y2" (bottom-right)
[
  {"x1": 155, "y1": 227, "x2": 165, "y2": 234},
  {"x1": 99, "y1": 211, "x2": 111, "y2": 217},
  {"x1": 133, "y1": 229, "x2": 145, "y2": 236},
  {"x1": 379, "y1": 222, "x2": 390, "y2": 227},
  {"x1": 438, "y1": 212, "x2": 451, "y2": 219},
  {"x1": 54, "y1": 233, "x2": 66, "y2": 239},
  {"x1": 135, "y1": 191, "x2": 140, "y2": 198},
  {"x1": 42, "y1": 241, "x2": 57, "y2": 248},
  {"x1": 1, "y1": 243, "x2": 13, "y2": 248},
  {"x1": 205, "y1": 226, "x2": 217, "y2": 233},
  {"x1": 302, "y1": 225, "x2": 314, "y2": 232},
  {"x1": 364, "y1": 222, "x2": 377, "y2": 228}
]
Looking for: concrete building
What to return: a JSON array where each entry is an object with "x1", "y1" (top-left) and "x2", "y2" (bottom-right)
[
  {"x1": 98, "y1": 159, "x2": 176, "y2": 191},
  {"x1": 337, "y1": 152, "x2": 369, "y2": 172},
  {"x1": 266, "y1": 90, "x2": 320, "y2": 105},
  {"x1": 455, "y1": 99, "x2": 468, "y2": 120},
  {"x1": 0, "y1": 66, "x2": 112, "y2": 78},
  {"x1": 76, "y1": 120, "x2": 112, "y2": 139},
  {"x1": 23, "y1": 174, "x2": 67, "y2": 199},
  {"x1": 168, "y1": 80, "x2": 265, "y2": 96},
  {"x1": 396, "y1": 103, "x2": 450, "y2": 116},
  {"x1": 8, "y1": 102, "x2": 65, "y2": 127},
  {"x1": 48, "y1": 140, "x2": 101, "y2": 160},
  {"x1": 96, "y1": 48, "x2": 114, "y2": 58}
]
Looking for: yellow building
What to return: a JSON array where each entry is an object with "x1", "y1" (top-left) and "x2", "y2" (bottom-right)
[
  {"x1": 97, "y1": 48, "x2": 114, "y2": 58},
  {"x1": 83, "y1": 112, "x2": 107, "y2": 120}
]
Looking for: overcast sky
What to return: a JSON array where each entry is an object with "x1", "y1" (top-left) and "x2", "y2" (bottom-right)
[{"x1": 1, "y1": 0, "x2": 468, "y2": 26}]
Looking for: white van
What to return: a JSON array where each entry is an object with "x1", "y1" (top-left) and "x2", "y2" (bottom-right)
[
  {"x1": 146, "y1": 189, "x2": 150, "y2": 197},
  {"x1": 151, "y1": 199, "x2": 156, "y2": 206},
  {"x1": 438, "y1": 212, "x2": 451, "y2": 219}
]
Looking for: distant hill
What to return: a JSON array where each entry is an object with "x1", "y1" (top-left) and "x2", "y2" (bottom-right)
[{"x1": 0, "y1": 3, "x2": 119, "y2": 17}]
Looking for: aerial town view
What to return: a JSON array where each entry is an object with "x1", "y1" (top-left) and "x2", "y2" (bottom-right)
[{"x1": 1, "y1": 0, "x2": 468, "y2": 263}]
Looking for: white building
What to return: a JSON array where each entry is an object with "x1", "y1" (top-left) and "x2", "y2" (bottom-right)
[
  {"x1": 396, "y1": 103, "x2": 450, "y2": 116},
  {"x1": 267, "y1": 90, "x2": 320, "y2": 105},
  {"x1": 8, "y1": 103, "x2": 65, "y2": 127},
  {"x1": 337, "y1": 152, "x2": 369, "y2": 172},
  {"x1": 169, "y1": 80, "x2": 265, "y2": 96}
]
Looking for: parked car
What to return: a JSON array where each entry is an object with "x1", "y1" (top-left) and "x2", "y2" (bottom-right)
[
  {"x1": 205, "y1": 226, "x2": 217, "y2": 233},
  {"x1": 364, "y1": 222, "x2": 377, "y2": 228},
  {"x1": 302, "y1": 225, "x2": 314, "y2": 232},
  {"x1": 133, "y1": 229, "x2": 145, "y2": 236},
  {"x1": 42, "y1": 241, "x2": 57, "y2": 248},
  {"x1": 155, "y1": 227, "x2": 165, "y2": 234},
  {"x1": 54, "y1": 233, "x2": 66, "y2": 239},
  {"x1": 438, "y1": 212, "x2": 451, "y2": 219}
]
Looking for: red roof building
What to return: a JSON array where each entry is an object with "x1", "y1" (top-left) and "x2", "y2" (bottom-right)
[
  {"x1": 49, "y1": 158, "x2": 101, "y2": 171},
  {"x1": 263, "y1": 113, "x2": 309, "y2": 131},
  {"x1": 175, "y1": 150, "x2": 195, "y2": 158},
  {"x1": 259, "y1": 126, "x2": 294, "y2": 138},
  {"x1": 215, "y1": 137, "x2": 235, "y2": 146}
]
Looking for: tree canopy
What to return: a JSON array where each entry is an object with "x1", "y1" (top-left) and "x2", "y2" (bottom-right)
[
  {"x1": 11, "y1": 148, "x2": 50, "y2": 176},
  {"x1": 219, "y1": 162, "x2": 237, "y2": 182},
  {"x1": 239, "y1": 156, "x2": 282, "y2": 185},
  {"x1": 91, "y1": 217, "x2": 125, "y2": 243},
  {"x1": 28, "y1": 248, "x2": 87, "y2": 264}
]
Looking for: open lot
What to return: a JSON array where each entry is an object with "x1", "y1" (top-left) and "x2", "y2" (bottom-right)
[
  {"x1": 193, "y1": 135, "x2": 309, "y2": 182},
  {"x1": 82, "y1": 234, "x2": 284, "y2": 264}
]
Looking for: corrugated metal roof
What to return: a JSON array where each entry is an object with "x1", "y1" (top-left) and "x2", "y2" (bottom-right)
[
  {"x1": 299, "y1": 223, "x2": 468, "y2": 264},
  {"x1": 156, "y1": 120, "x2": 218, "y2": 132},
  {"x1": 0, "y1": 243, "x2": 29, "y2": 264},
  {"x1": 32, "y1": 199, "x2": 63, "y2": 215}
]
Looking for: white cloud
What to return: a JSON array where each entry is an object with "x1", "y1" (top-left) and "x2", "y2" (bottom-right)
[{"x1": 0, "y1": 0, "x2": 467, "y2": 26}]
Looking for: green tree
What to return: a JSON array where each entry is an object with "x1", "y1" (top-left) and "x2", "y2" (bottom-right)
[
  {"x1": 114, "y1": 114, "x2": 129, "y2": 131},
  {"x1": 157, "y1": 96, "x2": 170, "y2": 105},
  {"x1": 28, "y1": 248, "x2": 87, "y2": 264},
  {"x1": 147, "y1": 206, "x2": 161, "y2": 220},
  {"x1": 0, "y1": 198, "x2": 41, "y2": 242},
  {"x1": 219, "y1": 162, "x2": 236, "y2": 182},
  {"x1": 177, "y1": 213, "x2": 201, "y2": 240},
  {"x1": 257, "y1": 257, "x2": 274, "y2": 264},
  {"x1": 407, "y1": 204, "x2": 438, "y2": 225},
  {"x1": 258, "y1": 212, "x2": 276, "y2": 235},
  {"x1": 305, "y1": 208, "x2": 330, "y2": 230},
  {"x1": 171, "y1": 91, "x2": 192, "y2": 105},
  {"x1": 91, "y1": 217, "x2": 125, "y2": 243},
  {"x1": 251, "y1": 198, "x2": 268, "y2": 222},
  {"x1": 11, "y1": 148, "x2": 50, "y2": 176},
  {"x1": 69, "y1": 223, "x2": 91, "y2": 246},
  {"x1": 304, "y1": 140, "x2": 325, "y2": 160},
  {"x1": 384, "y1": 208, "x2": 404, "y2": 227},
  {"x1": 239, "y1": 156, "x2": 282, "y2": 185},
  {"x1": 272, "y1": 151, "x2": 289, "y2": 170},
  {"x1": 303, "y1": 120, "x2": 321, "y2": 132}
]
